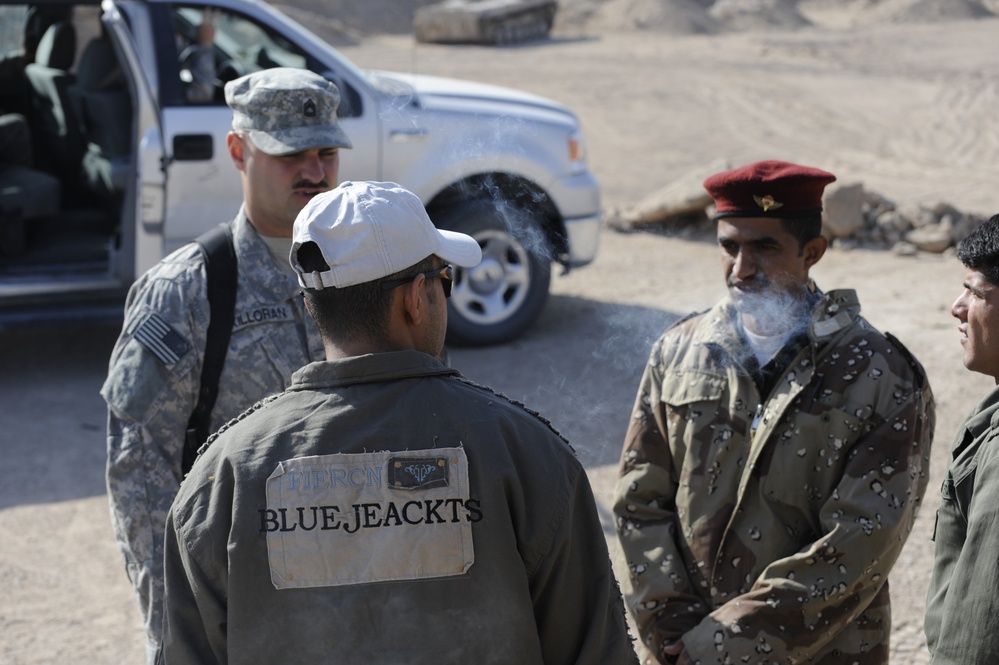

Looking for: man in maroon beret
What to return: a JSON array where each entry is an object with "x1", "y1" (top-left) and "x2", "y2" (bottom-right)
[{"x1": 613, "y1": 159, "x2": 935, "y2": 665}]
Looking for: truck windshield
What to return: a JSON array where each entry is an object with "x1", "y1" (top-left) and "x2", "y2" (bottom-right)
[{"x1": 174, "y1": 4, "x2": 306, "y2": 77}]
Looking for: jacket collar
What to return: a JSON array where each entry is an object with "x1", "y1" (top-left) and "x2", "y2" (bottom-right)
[
  {"x1": 290, "y1": 350, "x2": 460, "y2": 390},
  {"x1": 961, "y1": 384, "x2": 999, "y2": 441},
  {"x1": 232, "y1": 206, "x2": 301, "y2": 301},
  {"x1": 696, "y1": 285, "x2": 862, "y2": 358}
]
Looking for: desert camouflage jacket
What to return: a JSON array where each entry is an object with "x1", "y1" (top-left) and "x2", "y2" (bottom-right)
[
  {"x1": 101, "y1": 208, "x2": 324, "y2": 655},
  {"x1": 614, "y1": 288, "x2": 934, "y2": 665}
]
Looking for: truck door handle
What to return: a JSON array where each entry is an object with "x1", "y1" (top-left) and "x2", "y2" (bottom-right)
[
  {"x1": 390, "y1": 128, "x2": 429, "y2": 142},
  {"x1": 173, "y1": 134, "x2": 214, "y2": 161}
]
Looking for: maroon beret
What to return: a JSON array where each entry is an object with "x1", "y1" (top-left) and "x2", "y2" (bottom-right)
[{"x1": 703, "y1": 160, "x2": 836, "y2": 219}]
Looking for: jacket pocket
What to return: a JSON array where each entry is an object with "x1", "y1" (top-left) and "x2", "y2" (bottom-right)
[
  {"x1": 661, "y1": 371, "x2": 730, "y2": 491},
  {"x1": 760, "y1": 406, "x2": 864, "y2": 511}
]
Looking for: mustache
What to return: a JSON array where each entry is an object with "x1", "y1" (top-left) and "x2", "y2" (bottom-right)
[{"x1": 292, "y1": 179, "x2": 330, "y2": 190}]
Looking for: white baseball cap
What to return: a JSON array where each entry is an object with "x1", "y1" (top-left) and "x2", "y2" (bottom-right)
[{"x1": 291, "y1": 181, "x2": 482, "y2": 290}]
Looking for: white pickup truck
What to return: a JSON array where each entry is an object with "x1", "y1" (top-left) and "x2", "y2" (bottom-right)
[{"x1": 0, "y1": 0, "x2": 601, "y2": 345}]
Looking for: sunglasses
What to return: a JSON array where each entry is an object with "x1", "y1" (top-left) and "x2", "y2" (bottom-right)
[{"x1": 380, "y1": 264, "x2": 454, "y2": 298}]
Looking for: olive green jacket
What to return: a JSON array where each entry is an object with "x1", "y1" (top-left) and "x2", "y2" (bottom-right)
[
  {"x1": 161, "y1": 351, "x2": 637, "y2": 665},
  {"x1": 925, "y1": 385, "x2": 999, "y2": 664},
  {"x1": 614, "y1": 289, "x2": 935, "y2": 664}
]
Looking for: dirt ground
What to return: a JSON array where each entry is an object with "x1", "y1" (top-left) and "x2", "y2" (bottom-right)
[{"x1": 3, "y1": 7, "x2": 999, "y2": 665}]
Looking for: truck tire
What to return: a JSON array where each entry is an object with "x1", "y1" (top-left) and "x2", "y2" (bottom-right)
[{"x1": 435, "y1": 200, "x2": 551, "y2": 346}]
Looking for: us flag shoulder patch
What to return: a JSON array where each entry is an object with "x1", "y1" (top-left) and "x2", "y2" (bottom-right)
[{"x1": 134, "y1": 313, "x2": 191, "y2": 365}]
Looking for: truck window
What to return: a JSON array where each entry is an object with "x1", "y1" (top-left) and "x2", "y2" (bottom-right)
[
  {"x1": 163, "y1": 4, "x2": 361, "y2": 117},
  {"x1": 170, "y1": 4, "x2": 307, "y2": 105},
  {"x1": 0, "y1": 5, "x2": 30, "y2": 117},
  {"x1": 0, "y1": 5, "x2": 29, "y2": 52}
]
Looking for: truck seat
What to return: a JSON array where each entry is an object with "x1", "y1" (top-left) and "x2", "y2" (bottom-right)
[
  {"x1": 70, "y1": 36, "x2": 132, "y2": 208},
  {"x1": 24, "y1": 21, "x2": 83, "y2": 185},
  {"x1": 0, "y1": 165, "x2": 62, "y2": 257}
]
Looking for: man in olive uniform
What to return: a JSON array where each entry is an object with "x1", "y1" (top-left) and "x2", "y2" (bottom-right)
[
  {"x1": 102, "y1": 67, "x2": 351, "y2": 662},
  {"x1": 614, "y1": 160, "x2": 935, "y2": 664},
  {"x1": 158, "y1": 181, "x2": 637, "y2": 665},
  {"x1": 925, "y1": 214, "x2": 999, "y2": 663}
]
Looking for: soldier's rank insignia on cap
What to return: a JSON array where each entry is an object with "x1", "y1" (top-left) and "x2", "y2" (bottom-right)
[
  {"x1": 389, "y1": 457, "x2": 450, "y2": 490},
  {"x1": 303, "y1": 98, "x2": 317, "y2": 117},
  {"x1": 754, "y1": 194, "x2": 783, "y2": 212},
  {"x1": 753, "y1": 194, "x2": 784, "y2": 212}
]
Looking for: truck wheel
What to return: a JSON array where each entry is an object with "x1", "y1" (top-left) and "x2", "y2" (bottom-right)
[{"x1": 435, "y1": 200, "x2": 551, "y2": 346}]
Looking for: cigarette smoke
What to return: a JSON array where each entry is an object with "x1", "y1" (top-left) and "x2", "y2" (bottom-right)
[
  {"x1": 373, "y1": 74, "x2": 562, "y2": 262},
  {"x1": 475, "y1": 174, "x2": 556, "y2": 263},
  {"x1": 728, "y1": 275, "x2": 816, "y2": 366}
]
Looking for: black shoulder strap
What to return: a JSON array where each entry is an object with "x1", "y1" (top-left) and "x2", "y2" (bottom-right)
[{"x1": 183, "y1": 222, "x2": 237, "y2": 475}]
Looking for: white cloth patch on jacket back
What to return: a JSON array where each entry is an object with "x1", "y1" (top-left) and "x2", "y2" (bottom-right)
[{"x1": 264, "y1": 448, "x2": 476, "y2": 588}]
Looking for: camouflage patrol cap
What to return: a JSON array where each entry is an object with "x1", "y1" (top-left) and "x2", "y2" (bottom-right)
[{"x1": 225, "y1": 67, "x2": 352, "y2": 155}]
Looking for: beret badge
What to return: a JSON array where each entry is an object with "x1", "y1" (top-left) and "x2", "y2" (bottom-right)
[{"x1": 754, "y1": 194, "x2": 783, "y2": 212}]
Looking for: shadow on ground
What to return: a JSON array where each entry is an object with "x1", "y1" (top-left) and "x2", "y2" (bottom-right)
[
  {"x1": 449, "y1": 292, "x2": 679, "y2": 468},
  {"x1": 0, "y1": 293, "x2": 680, "y2": 509},
  {"x1": 0, "y1": 322, "x2": 121, "y2": 509}
]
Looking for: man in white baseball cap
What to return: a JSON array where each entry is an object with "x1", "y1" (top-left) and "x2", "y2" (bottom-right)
[
  {"x1": 291, "y1": 180, "x2": 481, "y2": 360},
  {"x1": 158, "y1": 181, "x2": 638, "y2": 665}
]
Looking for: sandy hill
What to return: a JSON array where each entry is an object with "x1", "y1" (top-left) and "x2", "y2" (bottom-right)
[{"x1": 275, "y1": 0, "x2": 999, "y2": 42}]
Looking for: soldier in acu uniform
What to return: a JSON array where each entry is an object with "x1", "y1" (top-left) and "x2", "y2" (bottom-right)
[
  {"x1": 101, "y1": 67, "x2": 351, "y2": 662},
  {"x1": 613, "y1": 160, "x2": 935, "y2": 665}
]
